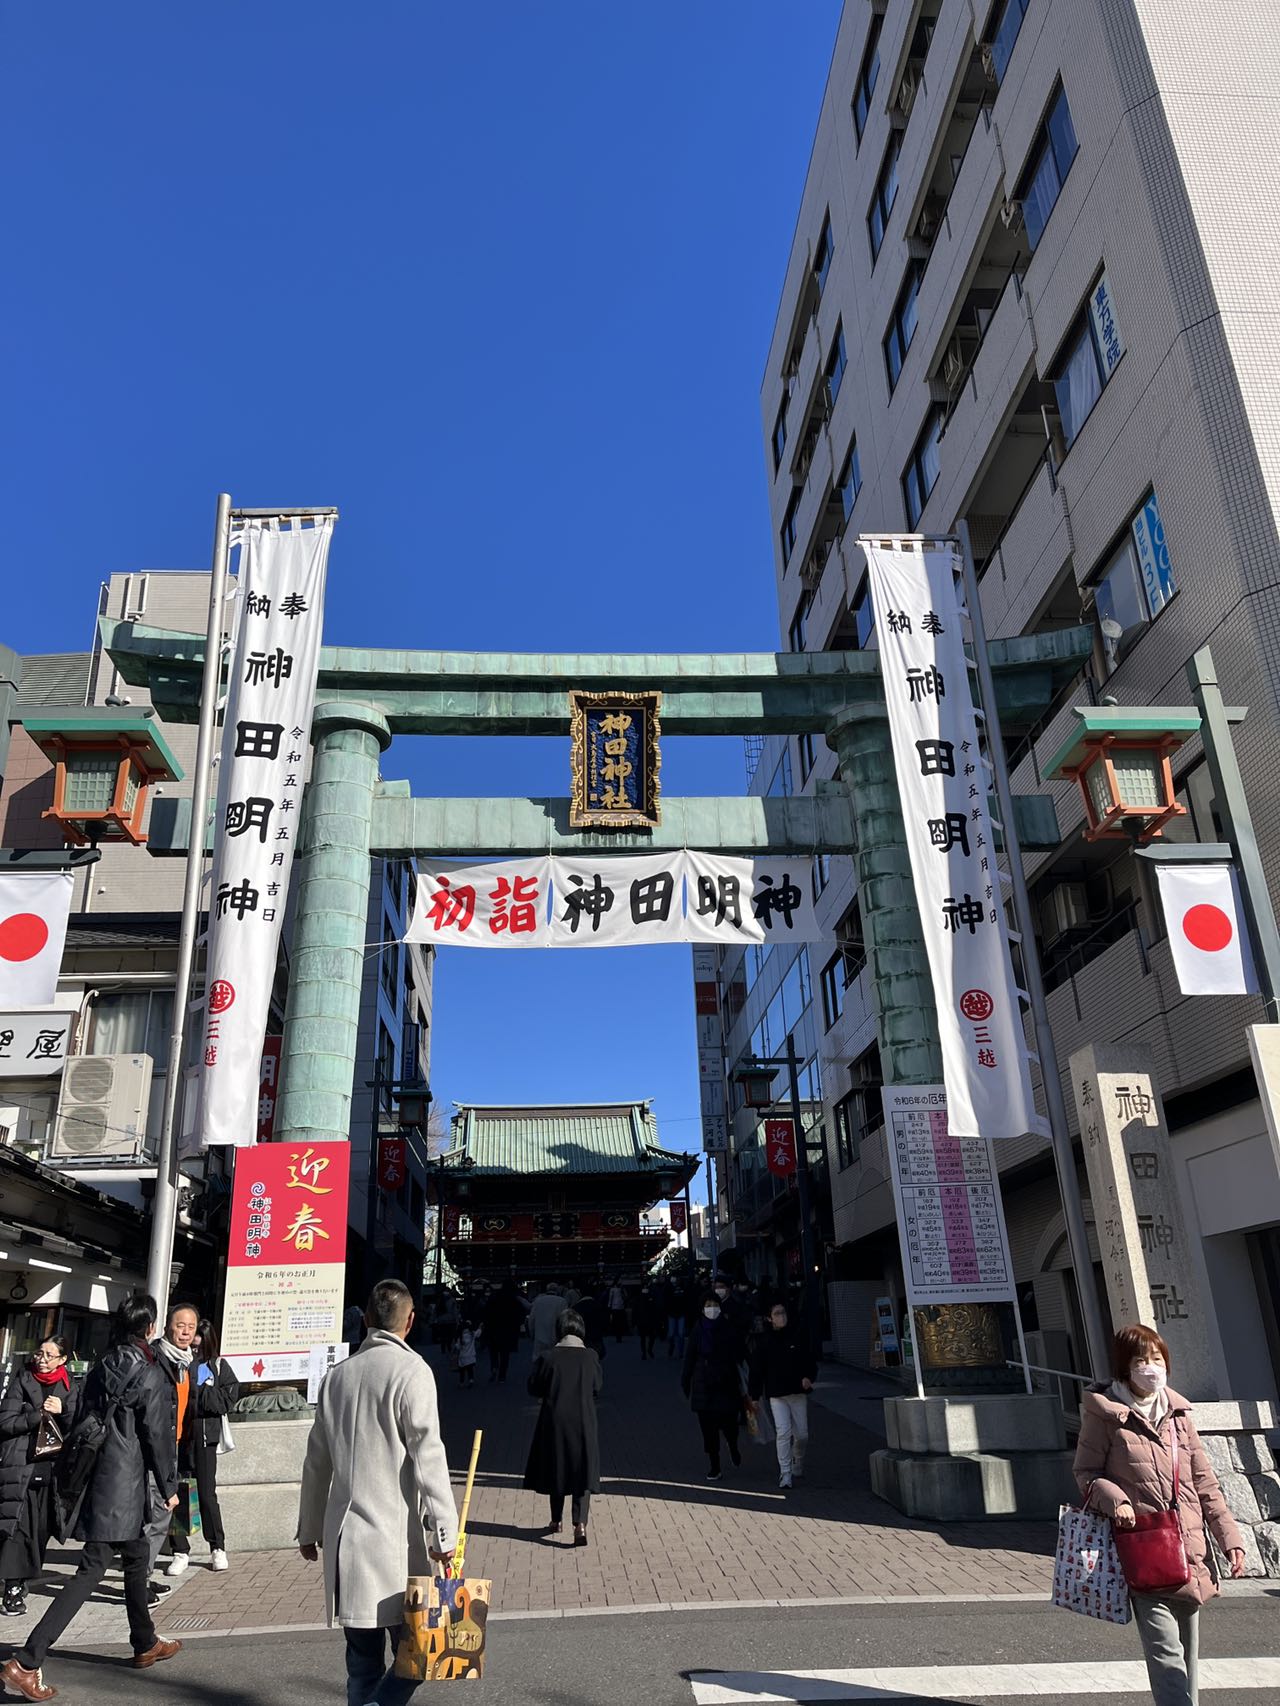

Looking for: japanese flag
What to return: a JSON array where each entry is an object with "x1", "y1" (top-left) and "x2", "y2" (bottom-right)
[
  {"x1": 0, "y1": 871, "x2": 73, "y2": 1006},
  {"x1": 1155, "y1": 862, "x2": 1258, "y2": 996}
]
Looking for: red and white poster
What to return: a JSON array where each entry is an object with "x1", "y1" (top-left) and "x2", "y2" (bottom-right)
[
  {"x1": 764, "y1": 1118, "x2": 798, "y2": 1178},
  {"x1": 1156, "y1": 863, "x2": 1258, "y2": 996},
  {"x1": 0, "y1": 872, "x2": 73, "y2": 1007},
  {"x1": 378, "y1": 1135, "x2": 406, "y2": 1192},
  {"x1": 256, "y1": 1035, "x2": 283, "y2": 1143},
  {"x1": 221, "y1": 1139, "x2": 350, "y2": 1382}
]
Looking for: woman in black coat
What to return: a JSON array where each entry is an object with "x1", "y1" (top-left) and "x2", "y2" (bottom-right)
[
  {"x1": 167, "y1": 1316, "x2": 239, "y2": 1573},
  {"x1": 0, "y1": 1337, "x2": 81, "y2": 1616},
  {"x1": 523, "y1": 1309, "x2": 602, "y2": 1547},
  {"x1": 682, "y1": 1293, "x2": 743, "y2": 1480}
]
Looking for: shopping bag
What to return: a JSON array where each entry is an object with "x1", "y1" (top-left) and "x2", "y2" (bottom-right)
[
  {"x1": 217, "y1": 1414, "x2": 236, "y2": 1456},
  {"x1": 745, "y1": 1397, "x2": 775, "y2": 1446},
  {"x1": 169, "y1": 1481, "x2": 202, "y2": 1542},
  {"x1": 394, "y1": 1574, "x2": 491, "y2": 1680},
  {"x1": 1051, "y1": 1504, "x2": 1131, "y2": 1625}
]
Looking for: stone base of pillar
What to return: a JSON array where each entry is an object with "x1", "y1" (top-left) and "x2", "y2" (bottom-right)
[
  {"x1": 200, "y1": 1418, "x2": 311, "y2": 1552},
  {"x1": 1194, "y1": 1400, "x2": 1280, "y2": 1578},
  {"x1": 870, "y1": 1394, "x2": 1074, "y2": 1520}
]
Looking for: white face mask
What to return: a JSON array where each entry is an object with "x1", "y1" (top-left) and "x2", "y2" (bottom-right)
[
  {"x1": 1130, "y1": 1361, "x2": 1168, "y2": 1395},
  {"x1": 703, "y1": 1306, "x2": 721, "y2": 1321}
]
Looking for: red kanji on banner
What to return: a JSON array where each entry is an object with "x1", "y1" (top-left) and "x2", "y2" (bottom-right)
[
  {"x1": 378, "y1": 1136, "x2": 406, "y2": 1192},
  {"x1": 257, "y1": 1035, "x2": 283, "y2": 1142},
  {"x1": 669, "y1": 1200, "x2": 687, "y2": 1234},
  {"x1": 764, "y1": 1118, "x2": 798, "y2": 1178}
]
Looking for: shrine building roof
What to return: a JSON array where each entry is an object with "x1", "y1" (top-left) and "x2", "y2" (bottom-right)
[{"x1": 447, "y1": 1100, "x2": 693, "y2": 1180}]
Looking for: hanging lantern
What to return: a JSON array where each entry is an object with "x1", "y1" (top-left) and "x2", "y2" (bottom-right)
[
  {"x1": 1045, "y1": 709, "x2": 1198, "y2": 844},
  {"x1": 21, "y1": 711, "x2": 183, "y2": 847}
]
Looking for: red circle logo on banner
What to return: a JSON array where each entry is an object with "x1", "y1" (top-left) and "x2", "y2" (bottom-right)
[
  {"x1": 0, "y1": 913, "x2": 49, "y2": 963},
  {"x1": 959, "y1": 988, "x2": 994, "y2": 1022},
  {"x1": 1182, "y1": 903, "x2": 1233, "y2": 953},
  {"x1": 209, "y1": 980, "x2": 236, "y2": 1014}
]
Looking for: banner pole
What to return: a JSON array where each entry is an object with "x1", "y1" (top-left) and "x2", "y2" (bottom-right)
[
  {"x1": 146, "y1": 492, "x2": 232, "y2": 1310},
  {"x1": 956, "y1": 521, "x2": 1109, "y2": 1381}
]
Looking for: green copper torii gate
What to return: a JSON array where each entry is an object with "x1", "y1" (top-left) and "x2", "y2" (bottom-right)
[{"x1": 105, "y1": 623, "x2": 1089, "y2": 1147}]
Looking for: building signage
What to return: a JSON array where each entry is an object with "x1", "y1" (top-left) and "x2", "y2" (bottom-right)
[
  {"x1": 882, "y1": 1084, "x2": 1017, "y2": 1307},
  {"x1": 764, "y1": 1118, "x2": 798, "y2": 1178},
  {"x1": 405, "y1": 854, "x2": 827, "y2": 948},
  {"x1": 256, "y1": 1035, "x2": 283, "y2": 1143},
  {"x1": 569, "y1": 691, "x2": 662, "y2": 829},
  {"x1": 1130, "y1": 492, "x2": 1175, "y2": 620},
  {"x1": 862, "y1": 538, "x2": 1036, "y2": 1142},
  {"x1": 1088, "y1": 272, "x2": 1125, "y2": 379},
  {"x1": 668, "y1": 1200, "x2": 687, "y2": 1235},
  {"x1": 0, "y1": 1009, "x2": 73, "y2": 1078},
  {"x1": 691, "y1": 946, "x2": 729, "y2": 1154},
  {"x1": 221, "y1": 1138, "x2": 350, "y2": 1382},
  {"x1": 201, "y1": 518, "x2": 334, "y2": 1148},
  {"x1": 378, "y1": 1135, "x2": 407, "y2": 1192}
]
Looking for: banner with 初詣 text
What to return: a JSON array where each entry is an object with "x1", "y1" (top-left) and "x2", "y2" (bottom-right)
[
  {"x1": 862, "y1": 538, "x2": 1035, "y2": 1141},
  {"x1": 200, "y1": 518, "x2": 333, "y2": 1148},
  {"x1": 221, "y1": 1138, "x2": 349, "y2": 1383}
]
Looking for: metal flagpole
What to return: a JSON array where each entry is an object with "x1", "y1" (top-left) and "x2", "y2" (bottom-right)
[
  {"x1": 146, "y1": 492, "x2": 232, "y2": 1309},
  {"x1": 956, "y1": 521, "x2": 1110, "y2": 1380}
]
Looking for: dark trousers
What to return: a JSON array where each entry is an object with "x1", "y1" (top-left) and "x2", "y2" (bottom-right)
[
  {"x1": 697, "y1": 1410, "x2": 741, "y2": 1472},
  {"x1": 639, "y1": 1331, "x2": 657, "y2": 1359},
  {"x1": 549, "y1": 1491, "x2": 590, "y2": 1526},
  {"x1": 171, "y1": 1439, "x2": 226, "y2": 1552},
  {"x1": 18, "y1": 1537, "x2": 155, "y2": 1667},
  {"x1": 345, "y1": 1624, "x2": 417, "y2": 1706},
  {"x1": 488, "y1": 1344, "x2": 511, "y2": 1382},
  {"x1": 610, "y1": 1309, "x2": 627, "y2": 1342}
]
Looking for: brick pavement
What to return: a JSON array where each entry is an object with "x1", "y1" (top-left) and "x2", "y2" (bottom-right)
[{"x1": 141, "y1": 1338, "x2": 1056, "y2": 1635}]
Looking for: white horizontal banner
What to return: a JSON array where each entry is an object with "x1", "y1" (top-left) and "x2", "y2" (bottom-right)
[{"x1": 405, "y1": 854, "x2": 828, "y2": 947}]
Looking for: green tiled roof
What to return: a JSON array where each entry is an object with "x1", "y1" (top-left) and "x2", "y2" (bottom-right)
[{"x1": 449, "y1": 1101, "x2": 690, "y2": 1178}]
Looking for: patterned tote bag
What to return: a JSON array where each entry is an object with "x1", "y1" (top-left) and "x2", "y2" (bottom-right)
[{"x1": 1051, "y1": 1504, "x2": 1131, "y2": 1625}]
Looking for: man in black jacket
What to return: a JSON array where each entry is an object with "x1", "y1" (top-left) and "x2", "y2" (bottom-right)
[
  {"x1": 747, "y1": 1299, "x2": 817, "y2": 1491},
  {"x1": 0, "y1": 1293, "x2": 182, "y2": 1702}
]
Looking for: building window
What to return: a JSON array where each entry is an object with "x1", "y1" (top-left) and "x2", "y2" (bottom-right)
[
  {"x1": 884, "y1": 263, "x2": 922, "y2": 394},
  {"x1": 813, "y1": 213, "x2": 833, "y2": 294},
  {"x1": 772, "y1": 395, "x2": 789, "y2": 472},
  {"x1": 812, "y1": 852, "x2": 831, "y2": 899},
  {"x1": 820, "y1": 954, "x2": 845, "y2": 1030},
  {"x1": 798, "y1": 731, "x2": 817, "y2": 782},
  {"x1": 902, "y1": 407, "x2": 944, "y2": 527},
  {"x1": 825, "y1": 322, "x2": 848, "y2": 407},
  {"x1": 788, "y1": 592, "x2": 810, "y2": 654},
  {"x1": 834, "y1": 1047, "x2": 883, "y2": 1169},
  {"x1": 988, "y1": 0, "x2": 1029, "y2": 86},
  {"x1": 767, "y1": 747, "x2": 793, "y2": 799},
  {"x1": 1091, "y1": 491, "x2": 1177, "y2": 676},
  {"x1": 836, "y1": 896, "x2": 867, "y2": 985},
  {"x1": 1051, "y1": 271, "x2": 1125, "y2": 450},
  {"x1": 1017, "y1": 84, "x2": 1079, "y2": 253},
  {"x1": 380, "y1": 911, "x2": 399, "y2": 1000},
  {"x1": 853, "y1": 15, "x2": 882, "y2": 143},
  {"x1": 836, "y1": 441, "x2": 861, "y2": 523},
  {"x1": 851, "y1": 574, "x2": 876, "y2": 648},
  {"x1": 780, "y1": 488, "x2": 801, "y2": 566},
  {"x1": 868, "y1": 134, "x2": 900, "y2": 262}
]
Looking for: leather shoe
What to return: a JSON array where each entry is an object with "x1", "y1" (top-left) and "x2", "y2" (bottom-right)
[
  {"x1": 132, "y1": 1638, "x2": 181, "y2": 1670},
  {"x1": 0, "y1": 1657, "x2": 56, "y2": 1700}
]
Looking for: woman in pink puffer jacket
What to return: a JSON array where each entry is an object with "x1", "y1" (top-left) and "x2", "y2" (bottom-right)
[{"x1": 1073, "y1": 1323, "x2": 1246, "y2": 1706}]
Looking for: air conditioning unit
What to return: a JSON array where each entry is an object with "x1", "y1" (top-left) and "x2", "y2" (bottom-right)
[
  {"x1": 1000, "y1": 198, "x2": 1024, "y2": 231},
  {"x1": 1043, "y1": 883, "x2": 1089, "y2": 943},
  {"x1": 50, "y1": 1054, "x2": 152, "y2": 1161}
]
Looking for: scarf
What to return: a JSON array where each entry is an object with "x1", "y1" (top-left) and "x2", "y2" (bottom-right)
[
  {"x1": 557, "y1": 1334, "x2": 586, "y2": 1348},
  {"x1": 154, "y1": 1337, "x2": 194, "y2": 1378},
  {"x1": 1110, "y1": 1378, "x2": 1169, "y2": 1425},
  {"x1": 31, "y1": 1364, "x2": 70, "y2": 1390}
]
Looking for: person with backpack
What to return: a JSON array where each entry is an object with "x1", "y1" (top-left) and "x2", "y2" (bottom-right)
[
  {"x1": 0, "y1": 1337, "x2": 82, "y2": 1618},
  {"x1": 0, "y1": 1293, "x2": 181, "y2": 1702}
]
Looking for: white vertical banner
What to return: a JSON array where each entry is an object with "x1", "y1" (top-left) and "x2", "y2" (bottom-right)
[
  {"x1": 862, "y1": 538, "x2": 1035, "y2": 1141},
  {"x1": 1155, "y1": 862, "x2": 1258, "y2": 995},
  {"x1": 0, "y1": 872, "x2": 74, "y2": 1006},
  {"x1": 200, "y1": 518, "x2": 334, "y2": 1148}
]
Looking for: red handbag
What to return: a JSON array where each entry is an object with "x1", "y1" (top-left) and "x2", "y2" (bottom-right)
[{"x1": 1110, "y1": 1419, "x2": 1191, "y2": 1593}]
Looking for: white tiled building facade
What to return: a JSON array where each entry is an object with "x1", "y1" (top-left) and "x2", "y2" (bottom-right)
[{"x1": 712, "y1": 0, "x2": 1280, "y2": 1405}]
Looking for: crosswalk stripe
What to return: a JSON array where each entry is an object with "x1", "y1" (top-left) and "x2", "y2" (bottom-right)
[{"x1": 688, "y1": 1657, "x2": 1280, "y2": 1701}]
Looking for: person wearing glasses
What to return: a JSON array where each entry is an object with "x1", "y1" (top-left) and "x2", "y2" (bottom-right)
[{"x1": 0, "y1": 1337, "x2": 82, "y2": 1618}]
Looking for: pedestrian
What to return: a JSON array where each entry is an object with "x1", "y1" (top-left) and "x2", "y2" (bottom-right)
[
  {"x1": 666, "y1": 1281, "x2": 688, "y2": 1360},
  {"x1": 1073, "y1": 1322, "x2": 1246, "y2": 1706},
  {"x1": 0, "y1": 1337, "x2": 82, "y2": 1617},
  {"x1": 635, "y1": 1285, "x2": 663, "y2": 1360},
  {"x1": 527, "y1": 1282, "x2": 563, "y2": 1360},
  {"x1": 0, "y1": 1294, "x2": 180, "y2": 1702},
  {"x1": 681, "y1": 1291, "x2": 743, "y2": 1482},
  {"x1": 524, "y1": 1309, "x2": 602, "y2": 1547},
  {"x1": 150, "y1": 1300, "x2": 197, "y2": 1590},
  {"x1": 452, "y1": 1318, "x2": 479, "y2": 1388},
  {"x1": 166, "y1": 1316, "x2": 239, "y2": 1576},
  {"x1": 298, "y1": 1279, "x2": 457, "y2": 1706},
  {"x1": 576, "y1": 1288, "x2": 607, "y2": 1359},
  {"x1": 482, "y1": 1279, "x2": 524, "y2": 1383},
  {"x1": 607, "y1": 1276, "x2": 628, "y2": 1343},
  {"x1": 748, "y1": 1299, "x2": 816, "y2": 1490}
]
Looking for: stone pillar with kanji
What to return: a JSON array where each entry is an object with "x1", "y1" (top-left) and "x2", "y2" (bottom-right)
[{"x1": 1070, "y1": 1040, "x2": 1218, "y2": 1399}]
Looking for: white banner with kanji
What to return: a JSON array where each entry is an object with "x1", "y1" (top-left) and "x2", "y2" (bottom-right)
[
  {"x1": 683, "y1": 852, "x2": 822, "y2": 945},
  {"x1": 200, "y1": 518, "x2": 333, "y2": 1147},
  {"x1": 406, "y1": 859, "x2": 553, "y2": 946},
  {"x1": 862, "y1": 538, "x2": 1035, "y2": 1141},
  {"x1": 547, "y1": 853, "x2": 687, "y2": 947}
]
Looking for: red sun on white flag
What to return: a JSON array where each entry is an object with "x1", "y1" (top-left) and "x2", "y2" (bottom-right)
[
  {"x1": 0, "y1": 873, "x2": 74, "y2": 1007},
  {"x1": 1155, "y1": 863, "x2": 1258, "y2": 997}
]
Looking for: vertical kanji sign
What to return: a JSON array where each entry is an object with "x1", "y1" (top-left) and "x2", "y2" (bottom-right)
[
  {"x1": 200, "y1": 518, "x2": 333, "y2": 1148},
  {"x1": 862, "y1": 538, "x2": 1035, "y2": 1141},
  {"x1": 764, "y1": 1118, "x2": 798, "y2": 1177},
  {"x1": 221, "y1": 1138, "x2": 351, "y2": 1382},
  {"x1": 257, "y1": 1035, "x2": 283, "y2": 1143},
  {"x1": 378, "y1": 1135, "x2": 406, "y2": 1192}
]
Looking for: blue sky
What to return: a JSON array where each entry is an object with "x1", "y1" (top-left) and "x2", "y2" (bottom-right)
[{"x1": 4, "y1": 4, "x2": 842, "y2": 1193}]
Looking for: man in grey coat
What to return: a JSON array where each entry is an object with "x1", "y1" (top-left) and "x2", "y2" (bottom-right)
[{"x1": 298, "y1": 1279, "x2": 458, "y2": 1706}]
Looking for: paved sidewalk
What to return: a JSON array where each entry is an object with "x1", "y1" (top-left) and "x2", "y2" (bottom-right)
[{"x1": 10, "y1": 1342, "x2": 1059, "y2": 1646}]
